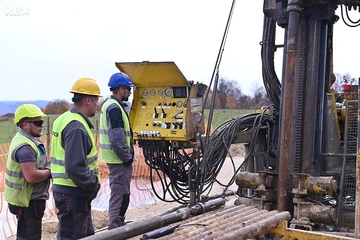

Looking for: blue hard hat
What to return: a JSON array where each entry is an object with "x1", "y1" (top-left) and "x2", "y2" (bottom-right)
[{"x1": 108, "y1": 72, "x2": 134, "y2": 88}]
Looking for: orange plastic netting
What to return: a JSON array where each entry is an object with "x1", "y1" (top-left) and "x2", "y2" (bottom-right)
[
  {"x1": 0, "y1": 135, "x2": 160, "y2": 239},
  {"x1": 0, "y1": 121, "x2": 213, "y2": 239},
  {"x1": 0, "y1": 135, "x2": 154, "y2": 186}
]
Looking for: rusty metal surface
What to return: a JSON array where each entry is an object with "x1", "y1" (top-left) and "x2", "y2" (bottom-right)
[
  {"x1": 304, "y1": 176, "x2": 338, "y2": 194},
  {"x1": 277, "y1": 2, "x2": 301, "y2": 213},
  {"x1": 128, "y1": 203, "x2": 291, "y2": 240}
]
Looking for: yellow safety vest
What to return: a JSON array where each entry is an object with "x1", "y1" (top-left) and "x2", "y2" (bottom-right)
[
  {"x1": 99, "y1": 99, "x2": 131, "y2": 164},
  {"x1": 51, "y1": 111, "x2": 100, "y2": 187},
  {"x1": 4, "y1": 133, "x2": 41, "y2": 207}
]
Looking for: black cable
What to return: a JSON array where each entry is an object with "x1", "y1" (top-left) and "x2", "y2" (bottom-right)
[
  {"x1": 261, "y1": 16, "x2": 281, "y2": 109},
  {"x1": 341, "y1": 4, "x2": 360, "y2": 27},
  {"x1": 140, "y1": 108, "x2": 277, "y2": 204}
]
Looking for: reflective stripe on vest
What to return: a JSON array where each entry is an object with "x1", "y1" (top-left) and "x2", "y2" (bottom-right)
[
  {"x1": 51, "y1": 111, "x2": 100, "y2": 187},
  {"x1": 99, "y1": 99, "x2": 131, "y2": 164},
  {"x1": 4, "y1": 133, "x2": 39, "y2": 207}
]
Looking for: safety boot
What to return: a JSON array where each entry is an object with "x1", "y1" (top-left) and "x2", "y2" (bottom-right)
[{"x1": 119, "y1": 216, "x2": 126, "y2": 226}]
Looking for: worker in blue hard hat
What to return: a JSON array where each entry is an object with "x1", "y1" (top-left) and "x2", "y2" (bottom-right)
[{"x1": 99, "y1": 72, "x2": 135, "y2": 229}]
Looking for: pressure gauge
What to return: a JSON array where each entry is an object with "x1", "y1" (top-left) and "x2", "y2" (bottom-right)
[
  {"x1": 193, "y1": 112, "x2": 202, "y2": 123},
  {"x1": 150, "y1": 89, "x2": 156, "y2": 96},
  {"x1": 142, "y1": 89, "x2": 148, "y2": 96},
  {"x1": 158, "y1": 89, "x2": 163, "y2": 96},
  {"x1": 176, "y1": 101, "x2": 182, "y2": 107},
  {"x1": 165, "y1": 88, "x2": 172, "y2": 97}
]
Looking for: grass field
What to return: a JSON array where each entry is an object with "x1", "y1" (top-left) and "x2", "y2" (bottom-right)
[{"x1": 0, "y1": 109, "x2": 252, "y2": 144}]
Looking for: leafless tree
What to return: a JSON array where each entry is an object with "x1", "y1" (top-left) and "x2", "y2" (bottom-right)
[{"x1": 43, "y1": 99, "x2": 71, "y2": 114}]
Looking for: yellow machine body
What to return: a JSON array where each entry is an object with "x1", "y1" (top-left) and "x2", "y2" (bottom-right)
[{"x1": 115, "y1": 61, "x2": 205, "y2": 142}]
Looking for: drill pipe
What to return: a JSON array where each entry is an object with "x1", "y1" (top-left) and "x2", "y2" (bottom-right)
[
  {"x1": 277, "y1": 0, "x2": 301, "y2": 213},
  {"x1": 82, "y1": 198, "x2": 226, "y2": 240},
  {"x1": 216, "y1": 211, "x2": 291, "y2": 240}
]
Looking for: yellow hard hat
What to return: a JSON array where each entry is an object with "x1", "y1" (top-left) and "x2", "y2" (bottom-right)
[
  {"x1": 70, "y1": 77, "x2": 102, "y2": 97},
  {"x1": 14, "y1": 104, "x2": 47, "y2": 124}
]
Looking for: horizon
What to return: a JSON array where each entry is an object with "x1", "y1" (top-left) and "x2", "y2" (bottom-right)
[{"x1": 1, "y1": 0, "x2": 359, "y2": 101}]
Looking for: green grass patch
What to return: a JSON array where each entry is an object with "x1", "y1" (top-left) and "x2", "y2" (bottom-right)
[
  {"x1": 203, "y1": 109, "x2": 252, "y2": 130},
  {"x1": 0, "y1": 110, "x2": 252, "y2": 144},
  {"x1": 0, "y1": 114, "x2": 101, "y2": 144}
]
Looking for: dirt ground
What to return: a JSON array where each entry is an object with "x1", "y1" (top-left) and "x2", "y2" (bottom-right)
[
  {"x1": 125, "y1": 143, "x2": 245, "y2": 221},
  {"x1": 7, "y1": 144, "x2": 245, "y2": 239},
  {"x1": 124, "y1": 143, "x2": 245, "y2": 220}
]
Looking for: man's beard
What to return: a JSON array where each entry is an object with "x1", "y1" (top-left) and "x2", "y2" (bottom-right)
[
  {"x1": 121, "y1": 96, "x2": 129, "y2": 102},
  {"x1": 30, "y1": 129, "x2": 41, "y2": 138}
]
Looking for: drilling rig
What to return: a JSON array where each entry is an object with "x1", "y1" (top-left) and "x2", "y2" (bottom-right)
[
  {"x1": 112, "y1": 0, "x2": 360, "y2": 238},
  {"x1": 250, "y1": 0, "x2": 360, "y2": 233}
]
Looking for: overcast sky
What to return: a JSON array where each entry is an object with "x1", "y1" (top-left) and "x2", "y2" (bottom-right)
[{"x1": 1, "y1": 0, "x2": 359, "y2": 102}]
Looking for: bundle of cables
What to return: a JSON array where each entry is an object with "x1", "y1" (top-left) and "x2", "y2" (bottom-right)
[
  {"x1": 141, "y1": 106, "x2": 277, "y2": 204},
  {"x1": 200, "y1": 107, "x2": 277, "y2": 196}
]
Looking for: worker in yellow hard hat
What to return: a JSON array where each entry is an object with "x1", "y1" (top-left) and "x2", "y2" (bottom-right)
[
  {"x1": 4, "y1": 104, "x2": 51, "y2": 240},
  {"x1": 50, "y1": 77, "x2": 102, "y2": 239}
]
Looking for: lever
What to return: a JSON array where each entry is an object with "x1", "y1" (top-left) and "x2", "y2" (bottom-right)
[
  {"x1": 161, "y1": 108, "x2": 167, "y2": 118},
  {"x1": 154, "y1": 108, "x2": 159, "y2": 118},
  {"x1": 172, "y1": 110, "x2": 183, "y2": 119}
]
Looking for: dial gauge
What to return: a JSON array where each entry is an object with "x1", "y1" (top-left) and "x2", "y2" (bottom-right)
[
  {"x1": 142, "y1": 89, "x2": 148, "y2": 96},
  {"x1": 176, "y1": 101, "x2": 182, "y2": 107},
  {"x1": 150, "y1": 89, "x2": 156, "y2": 96},
  {"x1": 193, "y1": 112, "x2": 203, "y2": 123},
  {"x1": 165, "y1": 88, "x2": 172, "y2": 97},
  {"x1": 158, "y1": 89, "x2": 163, "y2": 96}
]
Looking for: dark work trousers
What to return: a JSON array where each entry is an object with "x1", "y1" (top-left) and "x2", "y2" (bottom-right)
[
  {"x1": 8, "y1": 199, "x2": 46, "y2": 240},
  {"x1": 53, "y1": 192, "x2": 95, "y2": 240},
  {"x1": 107, "y1": 163, "x2": 133, "y2": 230}
]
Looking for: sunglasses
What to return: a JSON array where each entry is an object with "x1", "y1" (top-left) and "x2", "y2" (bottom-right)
[
  {"x1": 90, "y1": 97, "x2": 99, "y2": 105},
  {"x1": 26, "y1": 120, "x2": 44, "y2": 127},
  {"x1": 122, "y1": 86, "x2": 131, "y2": 91}
]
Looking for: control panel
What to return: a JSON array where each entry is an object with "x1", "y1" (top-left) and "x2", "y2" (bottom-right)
[
  {"x1": 134, "y1": 86, "x2": 188, "y2": 140},
  {"x1": 115, "y1": 61, "x2": 206, "y2": 142}
]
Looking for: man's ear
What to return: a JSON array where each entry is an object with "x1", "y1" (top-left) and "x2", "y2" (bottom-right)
[{"x1": 86, "y1": 97, "x2": 92, "y2": 105}]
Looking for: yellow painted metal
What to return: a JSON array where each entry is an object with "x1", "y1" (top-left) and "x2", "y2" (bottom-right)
[
  {"x1": 115, "y1": 61, "x2": 201, "y2": 142},
  {"x1": 115, "y1": 61, "x2": 188, "y2": 87},
  {"x1": 268, "y1": 221, "x2": 356, "y2": 240}
]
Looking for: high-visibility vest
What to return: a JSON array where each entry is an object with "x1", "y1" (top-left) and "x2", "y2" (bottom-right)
[
  {"x1": 99, "y1": 99, "x2": 131, "y2": 164},
  {"x1": 4, "y1": 133, "x2": 41, "y2": 207},
  {"x1": 51, "y1": 111, "x2": 100, "y2": 187}
]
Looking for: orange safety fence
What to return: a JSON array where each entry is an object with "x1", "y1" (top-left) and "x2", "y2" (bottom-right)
[
  {"x1": 0, "y1": 121, "x2": 213, "y2": 239},
  {"x1": 0, "y1": 134, "x2": 165, "y2": 240},
  {"x1": 0, "y1": 134, "x2": 158, "y2": 184}
]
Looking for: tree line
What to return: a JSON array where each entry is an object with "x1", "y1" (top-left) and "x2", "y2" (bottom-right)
[
  {"x1": 42, "y1": 79, "x2": 269, "y2": 114},
  {"x1": 203, "y1": 78, "x2": 269, "y2": 109},
  {"x1": 42, "y1": 74, "x2": 357, "y2": 114}
]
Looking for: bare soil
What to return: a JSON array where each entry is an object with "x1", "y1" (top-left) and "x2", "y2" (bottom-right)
[
  {"x1": 125, "y1": 143, "x2": 245, "y2": 219},
  {"x1": 7, "y1": 144, "x2": 245, "y2": 239}
]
